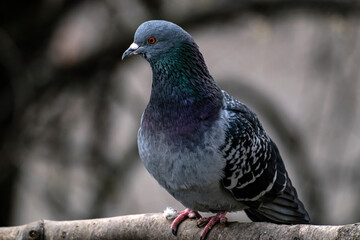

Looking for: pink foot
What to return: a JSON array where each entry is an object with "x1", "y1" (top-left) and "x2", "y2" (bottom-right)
[
  {"x1": 171, "y1": 208, "x2": 202, "y2": 235},
  {"x1": 197, "y1": 211, "x2": 228, "y2": 240}
]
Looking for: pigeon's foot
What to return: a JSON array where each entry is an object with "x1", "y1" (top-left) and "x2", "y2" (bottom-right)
[
  {"x1": 171, "y1": 208, "x2": 202, "y2": 236},
  {"x1": 197, "y1": 211, "x2": 228, "y2": 240}
]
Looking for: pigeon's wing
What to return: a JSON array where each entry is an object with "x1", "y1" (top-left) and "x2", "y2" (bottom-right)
[{"x1": 220, "y1": 91, "x2": 310, "y2": 224}]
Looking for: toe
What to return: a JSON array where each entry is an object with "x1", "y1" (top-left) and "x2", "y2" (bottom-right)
[
  {"x1": 170, "y1": 209, "x2": 202, "y2": 235},
  {"x1": 197, "y1": 217, "x2": 210, "y2": 227},
  {"x1": 199, "y1": 211, "x2": 228, "y2": 240}
]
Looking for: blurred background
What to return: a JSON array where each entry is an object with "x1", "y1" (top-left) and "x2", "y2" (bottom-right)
[{"x1": 1, "y1": 0, "x2": 360, "y2": 227}]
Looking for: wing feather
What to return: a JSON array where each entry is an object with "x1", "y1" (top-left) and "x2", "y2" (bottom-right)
[
  {"x1": 220, "y1": 90, "x2": 310, "y2": 223},
  {"x1": 220, "y1": 91, "x2": 286, "y2": 201}
]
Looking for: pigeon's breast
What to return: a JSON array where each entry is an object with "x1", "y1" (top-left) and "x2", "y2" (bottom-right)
[
  {"x1": 138, "y1": 117, "x2": 225, "y2": 188},
  {"x1": 137, "y1": 111, "x2": 246, "y2": 211}
]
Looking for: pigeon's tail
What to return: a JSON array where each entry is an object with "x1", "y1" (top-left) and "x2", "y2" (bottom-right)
[{"x1": 244, "y1": 178, "x2": 311, "y2": 224}]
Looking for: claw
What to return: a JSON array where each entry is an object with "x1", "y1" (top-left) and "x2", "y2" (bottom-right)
[
  {"x1": 172, "y1": 228, "x2": 177, "y2": 236},
  {"x1": 170, "y1": 208, "x2": 202, "y2": 236},
  {"x1": 197, "y1": 217, "x2": 210, "y2": 227}
]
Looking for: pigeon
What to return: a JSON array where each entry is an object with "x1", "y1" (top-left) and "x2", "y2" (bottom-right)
[{"x1": 122, "y1": 20, "x2": 311, "y2": 239}]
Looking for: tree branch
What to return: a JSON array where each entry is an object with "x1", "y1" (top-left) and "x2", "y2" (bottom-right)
[{"x1": 1, "y1": 213, "x2": 359, "y2": 240}]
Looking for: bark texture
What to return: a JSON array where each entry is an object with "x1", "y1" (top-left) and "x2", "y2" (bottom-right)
[{"x1": 0, "y1": 213, "x2": 359, "y2": 240}]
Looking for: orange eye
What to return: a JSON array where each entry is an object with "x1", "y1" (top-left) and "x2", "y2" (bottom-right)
[{"x1": 147, "y1": 37, "x2": 156, "y2": 44}]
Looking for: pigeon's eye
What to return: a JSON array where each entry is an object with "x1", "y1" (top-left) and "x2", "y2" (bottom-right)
[{"x1": 147, "y1": 37, "x2": 157, "y2": 44}]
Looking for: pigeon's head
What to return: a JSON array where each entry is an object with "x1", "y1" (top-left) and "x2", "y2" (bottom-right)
[{"x1": 122, "y1": 20, "x2": 194, "y2": 62}]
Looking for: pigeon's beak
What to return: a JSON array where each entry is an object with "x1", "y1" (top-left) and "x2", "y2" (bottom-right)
[{"x1": 122, "y1": 42, "x2": 140, "y2": 60}]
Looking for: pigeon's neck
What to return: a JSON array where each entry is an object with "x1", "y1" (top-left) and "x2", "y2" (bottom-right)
[{"x1": 143, "y1": 42, "x2": 223, "y2": 135}]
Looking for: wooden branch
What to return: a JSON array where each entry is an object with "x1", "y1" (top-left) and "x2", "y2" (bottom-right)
[{"x1": 0, "y1": 213, "x2": 360, "y2": 240}]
